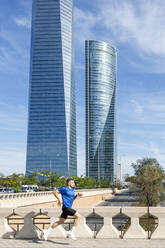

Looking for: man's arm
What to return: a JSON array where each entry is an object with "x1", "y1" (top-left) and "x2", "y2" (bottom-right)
[
  {"x1": 53, "y1": 189, "x2": 63, "y2": 206},
  {"x1": 74, "y1": 192, "x2": 83, "y2": 201}
]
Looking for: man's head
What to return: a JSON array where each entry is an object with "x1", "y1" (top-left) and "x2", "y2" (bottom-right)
[{"x1": 66, "y1": 178, "x2": 75, "y2": 188}]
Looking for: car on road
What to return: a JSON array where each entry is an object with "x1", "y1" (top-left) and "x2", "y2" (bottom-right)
[
  {"x1": 122, "y1": 185, "x2": 129, "y2": 189},
  {"x1": 0, "y1": 187, "x2": 14, "y2": 194}
]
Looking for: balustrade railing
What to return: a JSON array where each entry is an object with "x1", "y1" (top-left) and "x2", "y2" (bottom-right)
[{"x1": 0, "y1": 207, "x2": 165, "y2": 239}]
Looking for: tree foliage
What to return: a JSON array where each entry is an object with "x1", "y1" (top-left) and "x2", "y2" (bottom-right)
[
  {"x1": 131, "y1": 158, "x2": 165, "y2": 206},
  {"x1": 0, "y1": 171, "x2": 114, "y2": 192},
  {"x1": 0, "y1": 173, "x2": 40, "y2": 192},
  {"x1": 132, "y1": 157, "x2": 163, "y2": 176},
  {"x1": 125, "y1": 176, "x2": 136, "y2": 183}
]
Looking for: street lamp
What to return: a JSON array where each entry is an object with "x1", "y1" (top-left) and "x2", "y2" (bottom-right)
[{"x1": 112, "y1": 176, "x2": 117, "y2": 194}]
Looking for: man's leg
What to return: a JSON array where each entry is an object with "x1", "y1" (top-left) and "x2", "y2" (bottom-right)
[
  {"x1": 68, "y1": 212, "x2": 81, "y2": 240},
  {"x1": 51, "y1": 217, "x2": 65, "y2": 229},
  {"x1": 41, "y1": 217, "x2": 65, "y2": 240},
  {"x1": 73, "y1": 212, "x2": 81, "y2": 227}
]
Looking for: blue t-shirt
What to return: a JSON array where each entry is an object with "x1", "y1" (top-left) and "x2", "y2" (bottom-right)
[{"x1": 58, "y1": 186, "x2": 75, "y2": 209}]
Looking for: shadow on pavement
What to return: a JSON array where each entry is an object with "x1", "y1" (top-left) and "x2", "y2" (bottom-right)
[
  {"x1": 105, "y1": 199, "x2": 138, "y2": 203},
  {"x1": 8, "y1": 238, "x2": 70, "y2": 246},
  {"x1": 47, "y1": 239, "x2": 70, "y2": 245},
  {"x1": 27, "y1": 239, "x2": 70, "y2": 245}
]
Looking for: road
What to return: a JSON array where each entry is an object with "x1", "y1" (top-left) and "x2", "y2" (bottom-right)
[
  {"x1": 97, "y1": 190, "x2": 139, "y2": 207},
  {"x1": 96, "y1": 189, "x2": 165, "y2": 207}
]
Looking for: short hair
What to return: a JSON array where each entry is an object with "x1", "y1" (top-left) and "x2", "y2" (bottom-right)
[{"x1": 66, "y1": 178, "x2": 74, "y2": 185}]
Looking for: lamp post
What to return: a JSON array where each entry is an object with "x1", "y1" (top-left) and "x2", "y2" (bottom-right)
[{"x1": 112, "y1": 176, "x2": 116, "y2": 194}]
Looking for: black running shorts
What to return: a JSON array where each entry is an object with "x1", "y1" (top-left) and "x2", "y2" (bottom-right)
[{"x1": 61, "y1": 208, "x2": 76, "y2": 219}]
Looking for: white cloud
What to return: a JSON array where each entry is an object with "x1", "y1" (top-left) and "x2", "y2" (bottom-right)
[
  {"x1": 100, "y1": 0, "x2": 165, "y2": 56},
  {"x1": 118, "y1": 143, "x2": 165, "y2": 176},
  {"x1": 119, "y1": 129, "x2": 165, "y2": 141},
  {"x1": 77, "y1": 146, "x2": 85, "y2": 177},
  {"x1": 0, "y1": 29, "x2": 30, "y2": 74},
  {"x1": 118, "y1": 90, "x2": 165, "y2": 173},
  {"x1": 0, "y1": 102, "x2": 27, "y2": 175},
  {"x1": 131, "y1": 99, "x2": 144, "y2": 119},
  {"x1": 14, "y1": 17, "x2": 31, "y2": 29},
  {"x1": 119, "y1": 91, "x2": 165, "y2": 125},
  {"x1": 75, "y1": 0, "x2": 165, "y2": 72},
  {"x1": 0, "y1": 102, "x2": 27, "y2": 129},
  {"x1": 146, "y1": 142, "x2": 165, "y2": 169},
  {"x1": 118, "y1": 155, "x2": 138, "y2": 176},
  {"x1": 74, "y1": 7, "x2": 99, "y2": 45},
  {"x1": 0, "y1": 149, "x2": 26, "y2": 176}
]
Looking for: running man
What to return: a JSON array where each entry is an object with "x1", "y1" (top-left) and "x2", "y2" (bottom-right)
[{"x1": 41, "y1": 178, "x2": 82, "y2": 240}]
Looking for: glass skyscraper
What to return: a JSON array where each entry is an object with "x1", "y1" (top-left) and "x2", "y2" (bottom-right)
[
  {"x1": 85, "y1": 40, "x2": 117, "y2": 182},
  {"x1": 26, "y1": 0, "x2": 77, "y2": 176}
]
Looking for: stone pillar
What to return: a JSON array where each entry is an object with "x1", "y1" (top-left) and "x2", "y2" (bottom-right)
[
  {"x1": 95, "y1": 207, "x2": 120, "y2": 238},
  {"x1": 123, "y1": 207, "x2": 147, "y2": 239},
  {"x1": 15, "y1": 209, "x2": 38, "y2": 239},
  {"x1": 150, "y1": 207, "x2": 165, "y2": 239},
  {"x1": 0, "y1": 209, "x2": 15, "y2": 239},
  {"x1": 73, "y1": 208, "x2": 94, "y2": 238}
]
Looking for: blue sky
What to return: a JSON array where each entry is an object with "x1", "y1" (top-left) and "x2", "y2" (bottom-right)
[{"x1": 0, "y1": 0, "x2": 165, "y2": 176}]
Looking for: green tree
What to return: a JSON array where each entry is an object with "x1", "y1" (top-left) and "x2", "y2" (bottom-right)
[
  {"x1": 8, "y1": 173, "x2": 24, "y2": 192},
  {"x1": 132, "y1": 158, "x2": 165, "y2": 206},
  {"x1": 115, "y1": 183, "x2": 122, "y2": 190},
  {"x1": 83, "y1": 177, "x2": 95, "y2": 188},
  {"x1": 125, "y1": 176, "x2": 136, "y2": 183},
  {"x1": 0, "y1": 173, "x2": 23, "y2": 192},
  {"x1": 132, "y1": 157, "x2": 163, "y2": 176},
  {"x1": 38, "y1": 171, "x2": 68, "y2": 188},
  {"x1": 0, "y1": 177, "x2": 12, "y2": 188},
  {"x1": 99, "y1": 178, "x2": 112, "y2": 188},
  {"x1": 72, "y1": 176, "x2": 87, "y2": 189},
  {"x1": 54, "y1": 176, "x2": 66, "y2": 188},
  {"x1": 23, "y1": 173, "x2": 40, "y2": 185}
]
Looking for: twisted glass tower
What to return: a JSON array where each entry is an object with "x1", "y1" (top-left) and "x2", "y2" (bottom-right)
[
  {"x1": 85, "y1": 40, "x2": 117, "y2": 182},
  {"x1": 26, "y1": 0, "x2": 77, "y2": 176}
]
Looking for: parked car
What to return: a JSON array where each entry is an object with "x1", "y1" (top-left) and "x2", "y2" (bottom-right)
[
  {"x1": 122, "y1": 185, "x2": 129, "y2": 189},
  {"x1": 0, "y1": 187, "x2": 14, "y2": 194}
]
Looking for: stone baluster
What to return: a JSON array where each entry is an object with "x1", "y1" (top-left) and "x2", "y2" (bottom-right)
[
  {"x1": 0, "y1": 209, "x2": 15, "y2": 239},
  {"x1": 122, "y1": 207, "x2": 147, "y2": 239},
  {"x1": 150, "y1": 207, "x2": 165, "y2": 239},
  {"x1": 73, "y1": 207, "x2": 94, "y2": 238},
  {"x1": 95, "y1": 207, "x2": 120, "y2": 238}
]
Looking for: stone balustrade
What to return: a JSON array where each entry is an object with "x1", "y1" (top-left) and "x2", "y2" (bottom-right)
[
  {"x1": 0, "y1": 207, "x2": 165, "y2": 240},
  {"x1": 0, "y1": 189, "x2": 115, "y2": 208},
  {"x1": 0, "y1": 192, "x2": 55, "y2": 208}
]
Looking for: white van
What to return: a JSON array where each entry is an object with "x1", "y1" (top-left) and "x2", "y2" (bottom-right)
[{"x1": 21, "y1": 185, "x2": 38, "y2": 193}]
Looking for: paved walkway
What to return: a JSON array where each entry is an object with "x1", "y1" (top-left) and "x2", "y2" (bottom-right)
[{"x1": 0, "y1": 239, "x2": 165, "y2": 248}]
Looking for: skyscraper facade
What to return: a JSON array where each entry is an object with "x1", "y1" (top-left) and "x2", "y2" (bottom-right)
[
  {"x1": 85, "y1": 40, "x2": 117, "y2": 182},
  {"x1": 26, "y1": 0, "x2": 77, "y2": 176}
]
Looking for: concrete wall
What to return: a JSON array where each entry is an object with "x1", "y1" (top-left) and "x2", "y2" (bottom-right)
[
  {"x1": 0, "y1": 207, "x2": 165, "y2": 239},
  {"x1": 0, "y1": 189, "x2": 117, "y2": 208}
]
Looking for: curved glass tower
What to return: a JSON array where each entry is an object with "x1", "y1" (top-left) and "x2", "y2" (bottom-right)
[
  {"x1": 85, "y1": 40, "x2": 117, "y2": 182},
  {"x1": 26, "y1": 0, "x2": 77, "y2": 176}
]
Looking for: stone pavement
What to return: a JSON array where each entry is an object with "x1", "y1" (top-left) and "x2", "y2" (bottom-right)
[{"x1": 0, "y1": 239, "x2": 165, "y2": 248}]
